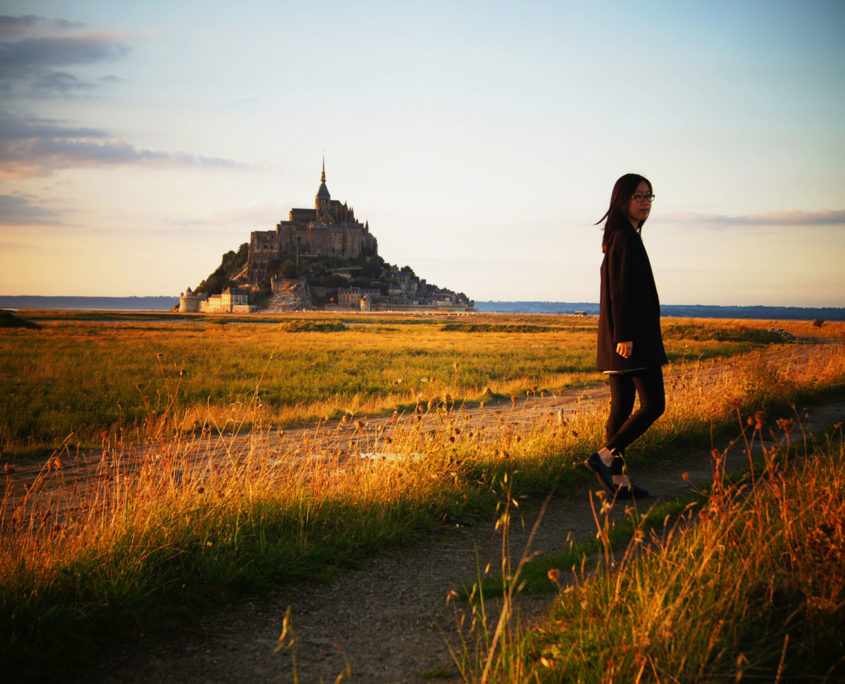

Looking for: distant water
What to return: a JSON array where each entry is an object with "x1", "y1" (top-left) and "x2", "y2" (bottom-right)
[
  {"x1": 476, "y1": 301, "x2": 599, "y2": 315},
  {"x1": 1, "y1": 296, "x2": 842, "y2": 320},
  {"x1": 476, "y1": 301, "x2": 845, "y2": 320},
  {"x1": 0, "y1": 296, "x2": 178, "y2": 311}
]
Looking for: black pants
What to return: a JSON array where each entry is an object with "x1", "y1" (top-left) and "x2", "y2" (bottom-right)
[{"x1": 605, "y1": 366, "x2": 665, "y2": 453}]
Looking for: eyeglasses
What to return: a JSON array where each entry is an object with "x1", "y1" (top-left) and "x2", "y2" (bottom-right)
[{"x1": 631, "y1": 194, "x2": 655, "y2": 203}]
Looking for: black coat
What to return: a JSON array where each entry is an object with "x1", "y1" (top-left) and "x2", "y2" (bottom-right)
[{"x1": 596, "y1": 224, "x2": 667, "y2": 372}]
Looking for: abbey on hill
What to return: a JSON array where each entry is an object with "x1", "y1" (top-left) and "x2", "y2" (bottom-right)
[
  {"x1": 247, "y1": 160, "x2": 378, "y2": 285},
  {"x1": 180, "y1": 162, "x2": 474, "y2": 313}
]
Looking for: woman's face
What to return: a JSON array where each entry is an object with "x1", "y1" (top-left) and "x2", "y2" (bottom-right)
[{"x1": 626, "y1": 180, "x2": 652, "y2": 226}]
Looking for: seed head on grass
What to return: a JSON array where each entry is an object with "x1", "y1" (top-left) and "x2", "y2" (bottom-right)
[{"x1": 776, "y1": 417, "x2": 795, "y2": 435}]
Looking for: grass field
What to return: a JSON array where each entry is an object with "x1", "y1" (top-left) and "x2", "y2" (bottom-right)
[
  {"x1": 1, "y1": 311, "x2": 843, "y2": 680},
  {"x1": 1, "y1": 311, "x2": 833, "y2": 458}
]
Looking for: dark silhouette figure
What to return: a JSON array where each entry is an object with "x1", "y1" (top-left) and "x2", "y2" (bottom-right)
[{"x1": 585, "y1": 173, "x2": 667, "y2": 498}]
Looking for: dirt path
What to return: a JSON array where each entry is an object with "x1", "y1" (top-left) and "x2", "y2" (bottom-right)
[
  {"x1": 6, "y1": 343, "x2": 833, "y2": 516},
  {"x1": 4, "y1": 383, "x2": 608, "y2": 515},
  {"x1": 64, "y1": 343, "x2": 843, "y2": 683}
]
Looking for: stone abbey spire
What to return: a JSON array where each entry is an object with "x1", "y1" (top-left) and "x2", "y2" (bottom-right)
[{"x1": 316, "y1": 156, "x2": 331, "y2": 221}]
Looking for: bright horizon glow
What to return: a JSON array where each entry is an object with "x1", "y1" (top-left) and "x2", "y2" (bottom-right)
[{"x1": 1, "y1": 1, "x2": 844, "y2": 306}]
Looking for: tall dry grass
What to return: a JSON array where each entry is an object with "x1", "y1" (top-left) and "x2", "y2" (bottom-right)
[
  {"x1": 0, "y1": 314, "x2": 843, "y2": 679},
  {"x1": 446, "y1": 344, "x2": 845, "y2": 681},
  {"x1": 471, "y1": 417, "x2": 844, "y2": 682}
]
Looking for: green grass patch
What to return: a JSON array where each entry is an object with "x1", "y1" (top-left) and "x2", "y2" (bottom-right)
[
  {"x1": 283, "y1": 320, "x2": 348, "y2": 332},
  {"x1": 440, "y1": 323, "x2": 561, "y2": 333},
  {"x1": 663, "y1": 322, "x2": 792, "y2": 344}
]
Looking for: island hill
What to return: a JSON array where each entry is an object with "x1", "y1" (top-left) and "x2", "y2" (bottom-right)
[{"x1": 179, "y1": 162, "x2": 474, "y2": 314}]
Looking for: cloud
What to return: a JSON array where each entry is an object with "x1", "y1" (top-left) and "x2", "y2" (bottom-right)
[
  {"x1": 0, "y1": 110, "x2": 242, "y2": 177},
  {"x1": 0, "y1": 19, "x2": 237, "y2": 177},
  {"x1": 0, "y1": 110, "x2": 106, "y2": 139},
  {"x1": 658, "y1": 209, "x2": 845, "y2": 226},
  {"x1": 32, "y1": 70, "x2": 96, "y2": 93},
  {"x1": 0, "y1": 16, "x2": 84, "y2": 38},
  {"x1": 174, "y1": 202, "x2": 291, "y2": 228},
  {"x1": 0, "y1": 193, "x2": 61, "y2": 224},
  {"x1": 0, "y1": 15, "x2": 129, "y2": 94}
]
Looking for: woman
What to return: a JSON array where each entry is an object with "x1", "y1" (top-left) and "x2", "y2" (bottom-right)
[{"x1": 585, "y1": 173, "x2": 667, "y2": 499}]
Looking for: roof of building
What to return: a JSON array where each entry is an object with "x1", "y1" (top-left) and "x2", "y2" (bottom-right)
[
  {"x1": 289, "y1": 208, "x2": 316, "y2": 222},
  {"x1": 317, "y1": 158, "x2": 330, "y2": 198}
]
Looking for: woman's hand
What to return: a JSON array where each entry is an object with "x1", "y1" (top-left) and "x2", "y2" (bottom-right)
[{"x1": 616, "y1": 341, "x2": 633, "y2": 359}]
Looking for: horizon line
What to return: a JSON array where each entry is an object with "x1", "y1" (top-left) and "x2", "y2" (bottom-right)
[{"x1": 1, "y1": 295, "x2": 843, "y2": 311}]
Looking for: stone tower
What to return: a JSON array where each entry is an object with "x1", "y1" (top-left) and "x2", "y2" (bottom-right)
[{"x1": 315, "y1": 157, "x2": 331, "y2": 223}]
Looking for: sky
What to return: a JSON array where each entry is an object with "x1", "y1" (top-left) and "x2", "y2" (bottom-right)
[{"x1": 1, "y1": 0, "x2": 844, "y2": 306}]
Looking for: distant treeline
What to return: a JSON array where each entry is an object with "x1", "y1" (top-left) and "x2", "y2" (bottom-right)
[{"x1": 476, "y1": 301, "x2": 845, "y2": 321}]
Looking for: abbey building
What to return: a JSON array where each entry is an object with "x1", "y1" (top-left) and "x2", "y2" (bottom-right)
[
  {"x1": 180, "y1": 161, "x2": 473, "y2": 313},
  {"x1": 246, "y1": 161, "x2": 378, "y2": 284}
]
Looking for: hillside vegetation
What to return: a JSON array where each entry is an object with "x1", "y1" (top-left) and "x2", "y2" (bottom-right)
[{"x1": 195, "y1": 242, "x2": 249, "y2": 295}]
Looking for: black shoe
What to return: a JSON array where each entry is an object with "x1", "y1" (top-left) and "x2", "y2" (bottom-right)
[
  {"x1": 610, "y1": 456, "x2": 650, "y2": 499},
  {"x1": 584, "y1": 452, "x2": 616, "y2": 493},
  {"x1": 610, "y1": 455, "x2": 625, "y2": 476}
]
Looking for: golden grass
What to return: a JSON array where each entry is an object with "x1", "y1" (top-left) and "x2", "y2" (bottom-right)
[
  {"x1": 4, "y1": 311, "x2": 837, "y2": 456},
  {"x1": 1, "y1": 312, "x2": 843, "y2": 678},
  {"x1": 6, "y1": 338, "x2": 842, "y2": 591}
]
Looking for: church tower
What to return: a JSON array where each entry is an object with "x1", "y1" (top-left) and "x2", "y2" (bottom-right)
[{"x1": 315, "y1": 157, "x2": 331, "y2": 223}]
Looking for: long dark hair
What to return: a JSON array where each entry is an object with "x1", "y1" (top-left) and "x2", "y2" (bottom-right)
[{"x1": 596, "y1": 173, "x2": 652, "y2": 249}]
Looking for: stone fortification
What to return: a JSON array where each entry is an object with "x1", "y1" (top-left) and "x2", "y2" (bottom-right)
[
  {"x1": 179, "y1": 287, "x2": 254, "y2": 313},
  {"x1": 179, "y1": 287, "x2": 203, "y2": 313},
  {"x1": 247, "y1": 162, "x2": 377, "y2": 284}
]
